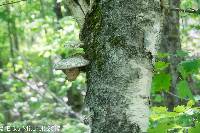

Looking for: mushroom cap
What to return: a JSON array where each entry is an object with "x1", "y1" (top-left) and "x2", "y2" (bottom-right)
[{"x1": 54, "y1": 56, "x2": 89, "y2": 70}]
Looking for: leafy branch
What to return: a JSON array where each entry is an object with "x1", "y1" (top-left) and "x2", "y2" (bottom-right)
[
  {"x1": 1, "y1": 0, "x2": 200, "y2": 15},
  {"x1": 10, "y1": 47, "x2": 82, "y2": 120},
  {"x1": 162, "y1": 6, "x2": 200, "y2": 15},
  {"x1": 166, "y1": 91, "x2": 190, "y2": 101},
  {"x1": 0, "y1": 0, "x2": 26, "y2": 7},
  {"x1": 11, "y1": 73, "x2": 81, "y2": 120}
]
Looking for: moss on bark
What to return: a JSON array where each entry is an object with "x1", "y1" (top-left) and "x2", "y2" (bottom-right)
[{"x1": 80, "y1": 0, "x2": 162, "y2": 132}]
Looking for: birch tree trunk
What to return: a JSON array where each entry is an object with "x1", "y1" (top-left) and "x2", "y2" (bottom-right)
[
  {"x1": 160, "y1": 0, "x2": 182, "y2": 110},
  {"x1": 79, "y1": 0, "x2": 162, "y2": 132}
]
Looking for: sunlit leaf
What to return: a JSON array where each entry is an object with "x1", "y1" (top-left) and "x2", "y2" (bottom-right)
[
  {"x1": 189, "y1": 122, "x2": 200, "y2": 133},
  {"x1": 176, "y1": 50, "x2": 189, "y2": 57},
  {"x1": 154, "y1": 61, "x2": 169, "y2": 71},
  {"x1": 152, "y1": 73, "x2": 171, "y2": 92},
  {"x1": 178, "y1": 59, "x2": 200, "y2": 79},
  {"x1": 156, "y1": 52, "x2": 169, "y2": 58},
  {"x1": 174, "y1": 105, "x2": 186, "y2": 113},
  {"x1": 187, "y1": 100, "x2": 195, "y2": 108},
  {"x1": 0, "y1": 113, "x2": 5, "y2": 123},
  {"x1": 176, "y1": 80, "x2": 194, "y2": 100}
]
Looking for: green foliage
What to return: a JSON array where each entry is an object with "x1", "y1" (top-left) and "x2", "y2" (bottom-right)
[
  {"x1": 152, "y1": 54, "x2": 200, "y2": 101},
  {"x1": 154, "y1": 61, "x2": 169, "y2": 71},
  {"x1": 189, "y1": 122, "x2": 200, "y2": 133},
  {"x1": 152, "y1": 73, "x2": 171, "y2": 92},
  {"x1": 176, "y1": 50, "x2": 189, "y2": 57},
  {"x1": 157, "y1": 52, "x2": 169, "y2": 59},
  {"x1": 181, "y1": 0, "x2": 195, "y2": 9},
  {"x1": 176, "y1": 80, "x2": 194, "y2": 100},
  {"x1": 0, "y1": 113, "x2": 5, "y2": 123},
  {"x1": 178, "y1": 59, "x2": 200, "y2": 79},
  {"x1": 0, "y1": 0, "x2": 88, "y2": 132},
  {"x1": 149, "y1": 102, "x2": 200, "y2": 133}
]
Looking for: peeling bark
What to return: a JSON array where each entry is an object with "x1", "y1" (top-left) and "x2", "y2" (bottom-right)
[
  {"x1": 64, "y1": 0, "x2": 90, "y2": 27},
  {"x1": 79, "y1": 0, "x2": 162, "y2": 132}
]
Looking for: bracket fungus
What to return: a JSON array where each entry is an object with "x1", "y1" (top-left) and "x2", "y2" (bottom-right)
[{"x1": 54, "y1": 56, "x2": 89, "y2": 81}]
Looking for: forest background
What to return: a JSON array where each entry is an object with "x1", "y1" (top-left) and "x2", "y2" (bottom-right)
[{"x1": 0, "y1": 0, "x2": 200, "y2": 132}]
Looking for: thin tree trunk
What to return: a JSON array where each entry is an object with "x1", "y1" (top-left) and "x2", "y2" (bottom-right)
[
  {"x1": 7, "y1": 21, "x2": 14, "y2": 59},
  {"x1": 160, "y1": 0, "x2": 182, "y2": 110},
  {"x1": 6, "y1": 6, "x2": 16, "y2": 73},
  {"x1": 39, "y1": 0, "x2": 54, "y2": 79},
  {"x1": 54, "y1": 0, "x2": 63, "y2": 20},
  {"x1": 12, "y1": 20, "x2": 19, "y2": 50},
  {"x1": 80, "y1": 0, "x2": 162, "y2": 132},
  {"x1": 48, "y1": 56, "x2": 54, "y2": 80},
  {"x1": 0, "y1": 60, "x2": 7, "y2": 91}
]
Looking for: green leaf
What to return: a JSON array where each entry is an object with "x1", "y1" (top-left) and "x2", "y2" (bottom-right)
[
  {"x1": 151, "y1": 106, "x2": 168, "y2": 113},
  {"x1": 148, "y1": 121, "x2": 174, "y2": 133},
  {"x1": 187, "y1": 100, "x2": 195, "y2": 108},
  {"x1": 29, "y1": 97, "x2": 41, "y2": 110},
  {"x1": 189, "y1": 122, "x2": 200, "y2": 133},
  {"x1": 153, "y1": 94, "x2": 163, "y2": 103},
  {"x1": 181, "y1": 0, "x2": 193, "y2": 9},
  {"x1": 176, "y1": 80, "x2": 194, "y2": 100},
  {"x1": 173, "y1": 105, "x2": 186, "y2": 113},
  {"x1": 154, "y1": 61, "x2": 169, "y2": 71},
  {"x1": 27, "y1": 0, "x2": 32, "y2": 4},
  {"x1": 152, "y1": 73, "x2": 171, "y2": 92},
  {"x1": 178, "y1": 59, "x2": 200, "y2": 79},
  {"x1": 58, "y1": 85, "x2": 68, "y2": 96},
  {"x1": 176, "y1": 50, "x2": 189, "y2": 57},
  {"x1": 0, "y1": 113, "x2": 5, "y2": 123},
  {"x1": 156, "y1": 52, "x2": 169, "y2": 58}
]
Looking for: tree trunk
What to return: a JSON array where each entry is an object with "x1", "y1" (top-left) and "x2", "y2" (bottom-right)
[
  {"x1": 6, "y1": 6, "x2": 16, "y2": 73},
  {"x1": 12, "y1": 20, "x2": 19, "y2": 50},
  {"x1": 54, "y1": 0, "x2": 63, "y2": 20},
  {"x1": 80, "y1": 0, "x2": 162, "y2": 132},
  {"x1": 160, "y1": 0, "x2": 181, "y2": 110}
]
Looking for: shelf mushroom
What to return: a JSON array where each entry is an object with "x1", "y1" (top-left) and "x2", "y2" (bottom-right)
[{"x1": 54, "y1": 56, "x2": 89, "y2": 81}]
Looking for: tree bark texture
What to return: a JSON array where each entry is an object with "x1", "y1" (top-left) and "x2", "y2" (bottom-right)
[
  {"x1": 160, "y1": 0, "x2": 181, "y2": 110},
  {"x1": 80, "y1": 0, "x2": 162, "y2": 132}
]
